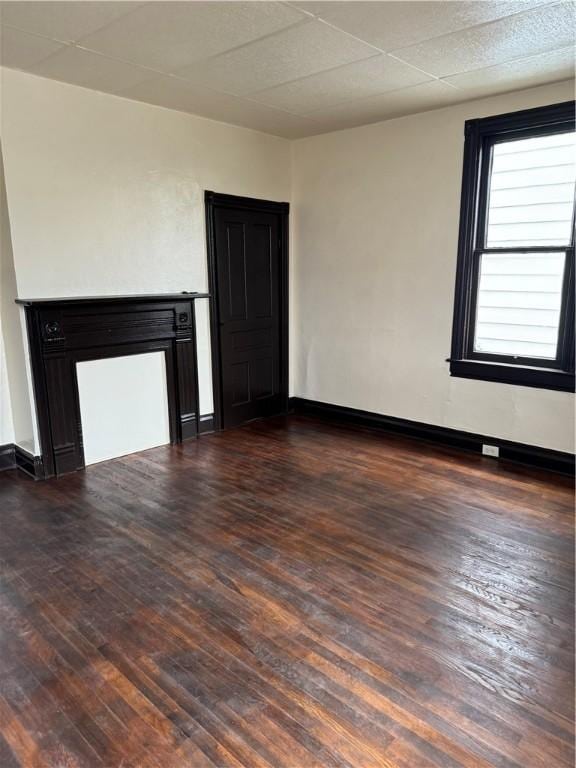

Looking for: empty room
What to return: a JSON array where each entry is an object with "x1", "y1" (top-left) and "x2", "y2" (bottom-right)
[{"x1": 0, "y1": 1, "x2": 574, "y2": 766}]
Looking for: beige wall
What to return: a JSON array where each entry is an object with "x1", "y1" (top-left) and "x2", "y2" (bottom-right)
[
  {"x1": 0, "y1": 319, "x2": 14, "y2": 445},
  {"x1": 1, "y1": 68, "x2": 573, "y2": 456},
  {"x1": 0, "y1": 141, "x2": 35, "y2": 450},
  {"x1": 0, "y1": 68, "x2": 292, "y2": 439},
  {"x1": 292, "y1": 80, "x2": 575, "y2": 453}
]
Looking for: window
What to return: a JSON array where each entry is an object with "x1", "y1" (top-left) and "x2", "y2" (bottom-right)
[{"x1": 450, "y1": 101, "x2": 575, "y2": 392}]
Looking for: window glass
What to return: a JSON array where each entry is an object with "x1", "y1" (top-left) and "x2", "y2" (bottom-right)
[
  {"x1": 486, "y1": 131, "x2": 576, "y2": 248},
  {"x1": 474, "y1": 251, "x2": 565, "y2": 358}
]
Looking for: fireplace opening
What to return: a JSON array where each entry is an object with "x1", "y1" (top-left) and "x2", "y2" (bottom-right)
[{"x1": 76, "y1": 352, "x2": 170, "y2": 466}]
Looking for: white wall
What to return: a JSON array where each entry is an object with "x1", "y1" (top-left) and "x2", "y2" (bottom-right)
[
  {"x1": 0, "y1": 141, "x2": 35, "y2": 450},
  {"x1": 0, "y1": 144, "x2": 14, "y2": 446},
  {"x1": 0, "y1": 319, "x2": 15, "y2": 445},
  {"x1": 292, "y1": 80, "x2": 575, "y2": 453},
  {"x1": 1, "y1": 68, "x2": 572, "y2": 457},
  {"x1": 0, "y1": 68, "x2": 291, "y2": 442}
]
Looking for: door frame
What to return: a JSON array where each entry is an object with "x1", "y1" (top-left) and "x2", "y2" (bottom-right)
[{"x1": 204, "y1": 191, "x2": 290, "y2": 431}]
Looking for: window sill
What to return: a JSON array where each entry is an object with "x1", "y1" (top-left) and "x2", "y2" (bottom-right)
[{"x1": 449, "y1": 359, "x2": 575, "y2": 392}]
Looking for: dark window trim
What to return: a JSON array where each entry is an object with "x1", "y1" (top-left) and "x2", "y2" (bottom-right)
[{"x1": 449, "y1": 100, "x2": 575, "y2": 393}]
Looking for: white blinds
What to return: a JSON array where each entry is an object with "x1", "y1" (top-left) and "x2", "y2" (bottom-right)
[{"x1": 474, "y1": 130, "x2": 575, "y2": 360}]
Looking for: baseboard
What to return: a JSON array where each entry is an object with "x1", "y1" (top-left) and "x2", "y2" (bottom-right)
[
  {"x1": 198, "y1": 414, "x2": 215, "y2": 435},
  {"x1": 289, "y1": 397, "x2": 575, "y2": 477},
  {"x1": 0, "y1": 444, "x2": 16, "y2": 472},
  {"x1": 14, "y1": 446, "x2": 44, "y2": 480},
  {"x1": 0, "y1": 443, "x2": 44, "y2": 479}
]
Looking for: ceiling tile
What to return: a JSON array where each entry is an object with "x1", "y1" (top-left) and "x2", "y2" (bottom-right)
[
  {"x1": 250, "y1": 54, "x2": 432, "y2": 114},
  {"x1": 291, "y1": 1, "x2": 554, "y2": 51},
  {"x1": 177, "y1": 19, "x2": 379, "y2": 96},
  {"x1": 79, "y1": 1, "x2": 307, "y2": 74},
  {"x1": 392, "y1": 1, "x2": 575, "y2": 77},
  {"x1": 29, "y1": 46, "x2": 156, "y2": 93},
  {"x1": 0, "y1": 25, "x2": 64, "y2": 68},
  {"x1": 1, "y1": 1, "x2": 573, "y2": 139},
  {"x1": 445, "y1": 46, "x2": 575, "y2": 96},
  {"x1": 0, "y1": 2, "x2": 139, "y2": 44},
  {"x1": 303, "y1": 80, "x2": 463, "y2": 131},
  {"x1": 120, "y1": 75, "x2": 321, "y2": 138}
]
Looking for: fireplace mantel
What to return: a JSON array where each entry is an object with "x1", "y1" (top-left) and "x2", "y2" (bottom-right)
[
  {"x1": 16, "y1": 291, "x2": 210, "y2": 307},
  {"x1": 18, "y1": 293, "x2": 210, "y2": 479}
]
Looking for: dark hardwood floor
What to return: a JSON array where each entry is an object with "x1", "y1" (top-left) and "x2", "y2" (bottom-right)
[{"x1": 0, "y1": 415, "x2": 573, "y2": 768}]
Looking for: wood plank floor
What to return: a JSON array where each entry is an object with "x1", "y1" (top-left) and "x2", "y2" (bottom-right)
[{"x1": 0, "y1": 415, "x2": 573, "y2": 768}]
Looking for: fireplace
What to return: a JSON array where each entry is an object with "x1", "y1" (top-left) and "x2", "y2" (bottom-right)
[{"x1": 17, "y1": 293, "x2": 209, "y2": 478}]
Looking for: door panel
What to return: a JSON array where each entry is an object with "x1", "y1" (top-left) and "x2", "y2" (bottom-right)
[
  {"x1": 250, "y1": 224, "x2": 273, "y2": 318},
  {"x1": 224, "y1": 222, "x2": 248, "y2": 321},
  {"x1": 214, "y1": 205, "x2": 284, "y2": 428},
  {"x1": 231, "y1": 361, "x2": 250, "y2": 406}
]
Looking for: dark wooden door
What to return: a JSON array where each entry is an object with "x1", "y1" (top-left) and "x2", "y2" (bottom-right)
[{"x1": 212, "y1": 201, "x2": 286, "y2": 428}]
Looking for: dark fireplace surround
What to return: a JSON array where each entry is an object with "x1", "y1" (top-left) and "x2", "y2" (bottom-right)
[{"x1": 17, "y1": 293, "x2": 210, "y2": 479}]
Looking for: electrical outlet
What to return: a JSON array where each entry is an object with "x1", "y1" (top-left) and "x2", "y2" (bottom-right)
[{"x1": 482, "y1": 444, "x2": 499, "y2": 458}]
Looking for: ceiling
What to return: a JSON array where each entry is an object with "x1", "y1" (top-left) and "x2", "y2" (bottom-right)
[{"x1": 0, "y1": 1, "x2": 574, "y2": 138}]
